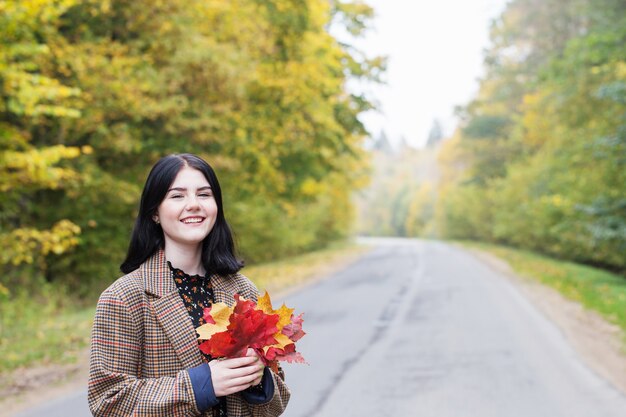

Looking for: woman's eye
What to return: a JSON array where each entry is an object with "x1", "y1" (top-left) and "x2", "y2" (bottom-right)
[
  {"x1": 170, "y1": 194, "x2": 184, "y2": 199},
  {"x1": 199, "y1": 192, "x2": 213, "y2": 198}
]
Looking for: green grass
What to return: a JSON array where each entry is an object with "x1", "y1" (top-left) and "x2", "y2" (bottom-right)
[
  {"x1": 246, "y1": 240, "x2": 369, "y2": 293},
  {"x1": 0, "y1": 302, "x2": 94, "y2": 374},
  {"x1": 0, "y1": 240, "x2": 368, "y2": 375},
  {"x1": 459, "y1": 241, "x2": 626, "y2": 340}
]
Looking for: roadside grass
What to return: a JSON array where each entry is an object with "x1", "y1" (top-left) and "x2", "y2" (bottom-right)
[
  {"x1": 0, "y1": 275, "x2": 96, "y2": 373},
  {"x1": 0, "y1": 298, "x2": 94, "y2": 380},
  {"x1": 0, "y1": 241, "x2": 368, "y2": 375},
  {"x1": 460, "y1": 241, "x2": 626, "y2": 344},
  {"x1": 246, "y1": 240, "x2": 369, "y2": 294}
]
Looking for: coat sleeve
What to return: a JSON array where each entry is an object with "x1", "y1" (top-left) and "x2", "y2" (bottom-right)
[
  {"x1": 241, "y1": 368, "x2": 291, "y2": 417},
  {"x1": 88, "y1": 284, "x2": 201, "y2": 417},
  {"x1": 227, "y1": 275, "x2": 291, "y2": 417}
]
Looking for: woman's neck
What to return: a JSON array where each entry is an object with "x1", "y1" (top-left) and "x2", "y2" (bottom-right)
[{"x1": 164, "y1": 244, "x2": 205, "y2": 276}]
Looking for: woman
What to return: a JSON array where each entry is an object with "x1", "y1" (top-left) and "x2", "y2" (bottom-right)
[{"x1": 88, "y1": 154, "x2": 290, "y2": 417}]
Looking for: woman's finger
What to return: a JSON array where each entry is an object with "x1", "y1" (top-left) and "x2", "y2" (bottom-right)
[
  {"x1": 245, "y1": 348, "x2": 260, "y2": 359},
  {"x1": 221, "y1": 363, "x2": 262, "y2": 380},
  {"x1": 228, "y1": 371, "x2": 263, "y2": 388},
  {"x1": 219, "y1": 354, "x2": 258, "y2": 369},
  {"x1": 251, "y1": 371, "x2": 263, "y2": 386}
]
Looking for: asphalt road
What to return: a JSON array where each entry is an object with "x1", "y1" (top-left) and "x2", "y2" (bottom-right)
[
  {"x1": 280, "y1": 238, "x2": 626, "y2": 417},
  {"x1": 15, "y1": 238, "x2": 626, "y2": 416}
]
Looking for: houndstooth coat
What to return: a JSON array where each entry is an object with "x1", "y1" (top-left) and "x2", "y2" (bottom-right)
[{"x1": 88, "y1": 250, "x2": 290, "y2": 417}]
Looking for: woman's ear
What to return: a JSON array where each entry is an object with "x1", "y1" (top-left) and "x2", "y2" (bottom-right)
[{"x1": 152, "y1": 216, "x2": 160, "y2": 224}]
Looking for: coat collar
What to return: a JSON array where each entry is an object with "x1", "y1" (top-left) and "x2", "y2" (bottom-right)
[
  {"x1": 139, "y1": 249, "x2": 204, "y2": 368},
  {"x1": 139, "y1": 249, "x2": 235, "y2": 304},
  {"x1": 140, "y1": 249, "x2": 177, "y2": 297}
]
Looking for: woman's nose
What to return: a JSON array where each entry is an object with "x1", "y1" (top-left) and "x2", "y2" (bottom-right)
[{"x1": 186, "y1": 196, "x2": 200, "y2": 210}]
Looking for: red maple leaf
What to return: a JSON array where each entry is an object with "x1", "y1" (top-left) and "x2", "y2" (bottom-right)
[
  {"x1": 281, "y1": 313, "x2": 305, "y2": 342},
  {"x1": 265, "y1": 343, "x2": 306, "y2": 364},
  {"x1": 199, "y1": 295, "x2": 280, "y2": 358},
  {"x1": 199, "y1": 331, "x2": 236, "y2": 357},
  {"x1": 233, "y1": 309, "x2": 280, "y2": 348},
  {"x1": 233, "y1": 294, "x2": 256, "y2": 315}
]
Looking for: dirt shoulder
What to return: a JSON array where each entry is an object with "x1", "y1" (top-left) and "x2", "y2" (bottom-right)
[
  {"x1": 0, "y1": 349, "x2": 89, "y2": 417},
  {"x1": 469, "y1": 248, "x2": 626, "y2": 395}
]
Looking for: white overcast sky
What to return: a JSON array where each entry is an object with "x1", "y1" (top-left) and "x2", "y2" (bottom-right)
[{"x1": 346, "y1": 0, "x2": 509, "y2": 147}]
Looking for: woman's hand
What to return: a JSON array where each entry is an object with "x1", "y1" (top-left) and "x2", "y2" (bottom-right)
[
  {"x1": 245, "y1": 348, "x2": 265, "y2": 386},
  {"x1": 209, "y1": 349, "x2": 265, "y2": 397}
]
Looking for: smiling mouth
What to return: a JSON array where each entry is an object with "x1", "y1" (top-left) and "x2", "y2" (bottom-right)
[{"x1": 181, "y1": 217, "x2": 205, "y2": 224}]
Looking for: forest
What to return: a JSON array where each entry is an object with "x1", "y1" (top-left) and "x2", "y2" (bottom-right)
[
  {"x1": 0, "y1": 0, "x2": 383, "y2": 304},
  {"x1": 359, "y1": 0, "x2": 625, "y2": 274}
]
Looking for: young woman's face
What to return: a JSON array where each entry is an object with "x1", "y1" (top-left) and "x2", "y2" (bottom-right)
[{"x1": 155, "y1": 167, "x2": 218, "y2": 251}]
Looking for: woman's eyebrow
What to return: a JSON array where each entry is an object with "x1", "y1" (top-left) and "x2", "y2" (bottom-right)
[{"x1": 167, "y1": 186, "x2": 212, "y2": 192}]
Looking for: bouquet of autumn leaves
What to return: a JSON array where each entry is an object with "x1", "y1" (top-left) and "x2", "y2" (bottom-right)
[{"x1": 196, "y1": 292, "x2": 306, "y2": 372}]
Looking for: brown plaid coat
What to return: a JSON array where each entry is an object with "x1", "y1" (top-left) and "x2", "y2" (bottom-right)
[{"x1": 88, "y1": 250, "x2": 290, "y2": 417}]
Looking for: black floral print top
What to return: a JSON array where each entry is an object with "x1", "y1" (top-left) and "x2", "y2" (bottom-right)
[{"x1": 169, "y1": 261, "x2": 215, "y2": 330}]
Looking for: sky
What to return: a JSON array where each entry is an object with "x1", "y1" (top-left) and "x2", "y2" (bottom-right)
[{"x1": 346, "y1": 0, "x2": 509, "y2": 147}]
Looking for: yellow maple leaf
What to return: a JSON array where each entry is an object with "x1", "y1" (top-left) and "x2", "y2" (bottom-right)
[
  {"x1": 266, "y1": 332, "x2": 293, "y2": 351},
  {"x1": 275, "y1": 304, "x2": 294, "y2": 331},
  {"x1": 256, "y1": 291, "x2": 274, "y2": 314},
  {"x1": 257, "y1": 291, "x2": 293, "y2": 332},
  {"x1": 196, "y1": 302, "x2": 232, "y2": 340}
]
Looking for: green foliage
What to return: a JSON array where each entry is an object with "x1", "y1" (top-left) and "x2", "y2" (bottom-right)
[
  {"x1": 435, "y1": 0, "x2": 626, "y2": 272},
  {"x1": 0, "y1": 0, "x2": 87, "y2": 291},
  {"x1": 1, "y1": 0, "x2": 381, "y2": 298},
  {"x1": 461, "y1": 115, "x2": 511, "y2": 140},
  {"x1": 331, "y1": 0, "x2": 375, "y2": 37}
]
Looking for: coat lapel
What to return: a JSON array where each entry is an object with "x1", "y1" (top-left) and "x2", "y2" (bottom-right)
[
  {"x1": 142, "y1": 250, "x2": 204, "y2": 369},
  {"x1": 211, "y1": 274, "x2": 237, "y2": 305}
]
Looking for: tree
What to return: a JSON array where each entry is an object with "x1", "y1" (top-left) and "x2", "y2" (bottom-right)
[
  {"x1": 0, "y1": 0, "x2": 86, "y2": 288},
  {"x1": 435, "y1": 0, "x2": 626, "y2": 271},
  {"x1": 1, "y1": 0, "x2": 385, "y2": 297},
  {"x1": 426, "y1": 119, "x2": 444, "y2": 147}
]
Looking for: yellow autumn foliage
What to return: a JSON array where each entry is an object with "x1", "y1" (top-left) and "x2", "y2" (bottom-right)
[
  {"x1": 433, "y1": 0, "x2": 626, "y2": 270},
  {"x1": 0, "y1": 220, "x2": 81, "y2": 266}
]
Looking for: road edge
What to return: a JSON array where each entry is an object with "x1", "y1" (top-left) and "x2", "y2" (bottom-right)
[{"x1": 466, "y1": 246, "x2": 626, "y2": 396}]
